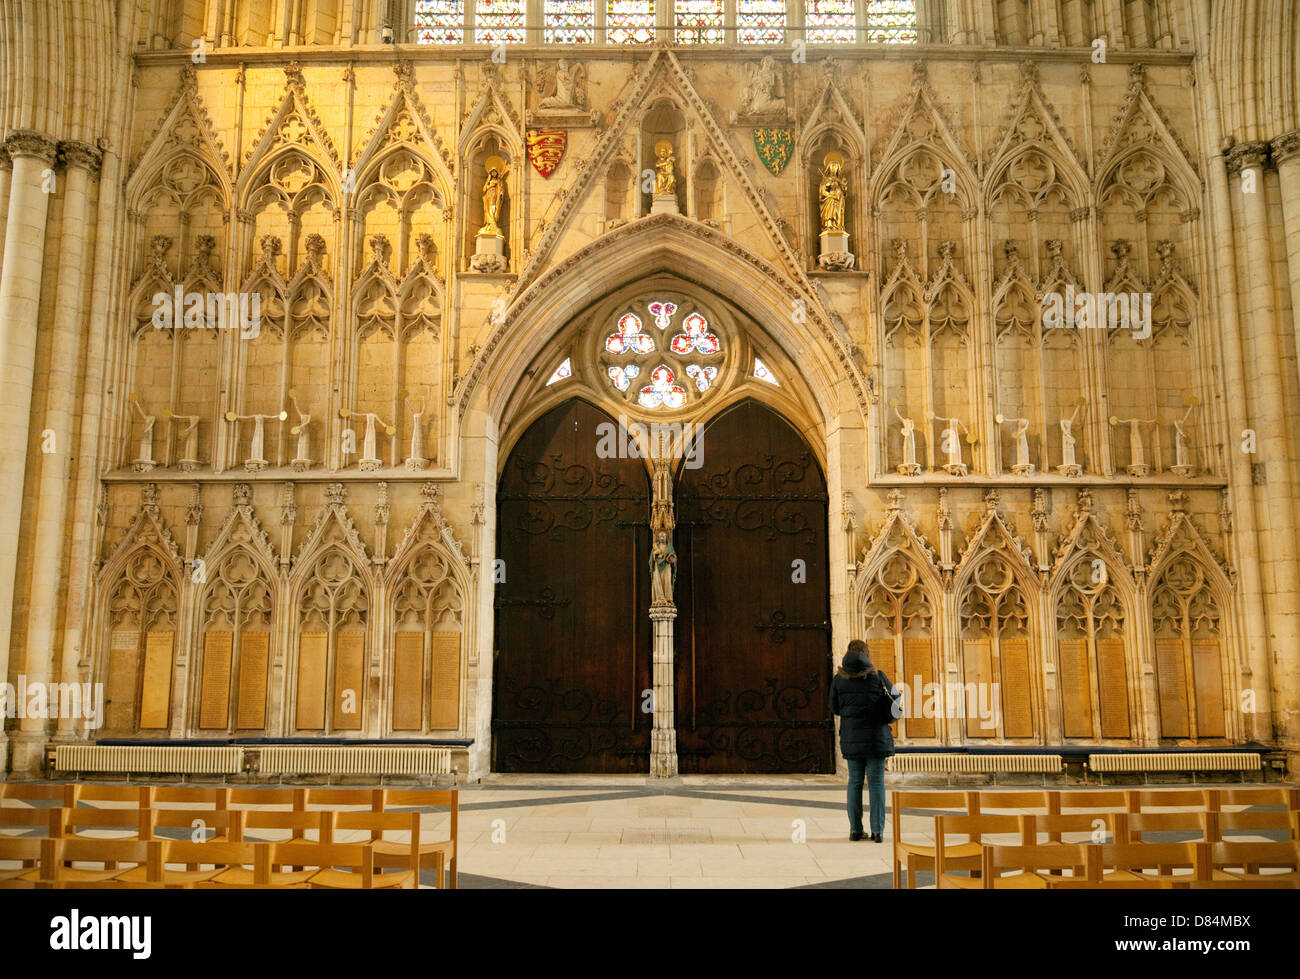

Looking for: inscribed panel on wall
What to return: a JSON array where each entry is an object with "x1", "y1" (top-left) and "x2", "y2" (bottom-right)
[
  {"x1": 1155, "y1": 638, "x2": 1189, "y2": 738},
  {"x1": 106, "y1": 630, "x2": 140, "y2": 731},
  {"x1": 199, "y1": 631, "x2": 233, "y2": 730},
  {"x1": 139, "y1": 631, "x2": 174, "y2": 729},
  {"x1": 1058, "y1": 638, "x2": 1092, "y2": 738},
  {"x1": 902, "y1": 637, "x2": 934, "y2": 738},
  {"x1": 1192, "y1": 640, "x2": 1225, "y2": 738},
  {"x1": 236, "y1": 631, "x2": 269, "y2": 729},
  {"x1": 296, "y1": 632, "x2": 328, "y2": 730},
  {"x1": 1097, "y1": 638, "x2": 1131, "y2": 738},
  {"x1": 866, "y1": 637, "x2": 895, "y2": 682},
  {"x1": 393, "y1": 632, "x2": 425, "y2": 732},
  {"x1": 999, "y1": 638, "x2": 1033, "y2": 738},
  {"x1": 429, "y1": 632, "x2": 460, "y2": 730},
  {"x1": 962, "y1": 639, "x2": 993, "y2": 738},
  {"x1": 334, "y1": 632, "x2": 366, "y2": 731}
]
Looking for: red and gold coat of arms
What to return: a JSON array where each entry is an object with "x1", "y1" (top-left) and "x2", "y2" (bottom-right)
[{"x1": 526, "y1": 128, "x2": 567, "y2": 178}]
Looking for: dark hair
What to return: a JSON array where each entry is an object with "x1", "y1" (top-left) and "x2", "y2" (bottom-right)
[{"x1": 846, "y1": 638, "x2": 866, "y2": 656}]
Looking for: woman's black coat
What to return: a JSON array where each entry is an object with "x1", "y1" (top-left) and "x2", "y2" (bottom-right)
[{"x1": 829, "y1": 667, "x2": 896, "y2": 759}]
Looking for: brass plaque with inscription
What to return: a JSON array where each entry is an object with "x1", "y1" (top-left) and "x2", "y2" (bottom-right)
[
  {"x1": 903, "y1": 637, "x2": 935, "y2": 739},
  {"x1": 1192, "y1": 639, "x2": 1225, "y2": 738},
  {"x1": 429, "y1": 632, "x2": 461, "y2": 731},
  {"x1": 296, "y1": 632, "x2": 328, "y2": 730},
  {"x1": 139, "y1": 631, "x2": 174, "y2": 730},
  {"x1": 107, "y1": 631, "x2": 140, "y2": 732},
  {"x1": 393, "y1": 632, "x2": 425, "y2": 731},
  {"x1": 236, "y1": 631, "x2": 269, "y2": 730},
  {"x1": 1058, "y1": 638, "x2": 1093, "y2": 738},
  {"x1": 999, "y1": 638, "x2": 1033, "y2": 739},
  {"x1": 1097, "y1": 638, "x2": 1131, "y2": 738},
  {"x1": 199, "y1": 631, "x2": 233, "y2": 730},
  {"x1": 334, "y1": 632, "x2": 365, "y2": 731},
  {"x1": 962, "y1": 639, "x2": 993, "y2": 738},
  {"x1": 1155, "y1": 638, "x2": 1189, "y2": 738},
  {"x1": 866, "y1": 637, "x2": 895, "y2": 682}
]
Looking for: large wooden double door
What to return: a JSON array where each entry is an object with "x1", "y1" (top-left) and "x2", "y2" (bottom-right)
[{"x1": 493, "y1": 398, "x2": 832, "y2": 773}]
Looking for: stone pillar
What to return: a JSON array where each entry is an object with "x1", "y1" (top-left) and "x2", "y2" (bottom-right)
[
  {"x1": 10, "y1": 142, "x2": 101, "y2": 772},
  {"x1": 0, "y1": 130, "x2": 57, "y2": 771},
  {"x1": 649, "y1": 605, "x2": 678, "y2": 777},
  {"x1": 1271, "y1": 131, "x2": 1300, "y2": 399}
]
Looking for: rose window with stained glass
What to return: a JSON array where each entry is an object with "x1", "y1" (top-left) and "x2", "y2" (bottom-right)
[{"x1": 598, "y1": 295, "x2": 727, "y2": 412}]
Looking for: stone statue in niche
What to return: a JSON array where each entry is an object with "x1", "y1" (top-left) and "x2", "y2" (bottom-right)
[
  {"x1": 650, "y1": 530, "x2": 677, "y2": 607},
  {"x1": 1109, "y1": 414, "x2": 1155, "y2": 477},
  {"x1": 227, "y1": 409, "x2": 287, "y2": 472},
  {"x1": 405, "y1": 392, "x2": 429, "y2": 471},
  {"x1": 927, "y1": 411, "x2": 971, "y2": 476},
  {"x1": 817, "y1": 152, "x2": 854, "y2": 271},
  {"x1": 1170, "y1": 401, "x2": 1197, "y2": 477},
  {"x1": 340, "y1": 407, "x2": 395, "y2": 472},
  {"x1": 289, "y1": 390, "x2": 312, "y2": 472},
  {"x1": 1056, "y1": 399, "x2": 1085, "y2": 477},
  {"x1": 471, "y1": 156, "x2": 509, "y2": 273},
  {"x1": 649, "y1": 140, "x2": 680, "y2": 216},
  {"x1": 892, "y1": 404, "x2": 921, "y2": 476},
  {"x1": 164, "y1": 409, "x2": 200, "y2": 472},
  {"x1": 128, "y1": 395, "x2": 157, "y2": 472},
  {"x1": 996, "y1": 414, "x2": 1035, "y2": 476}
]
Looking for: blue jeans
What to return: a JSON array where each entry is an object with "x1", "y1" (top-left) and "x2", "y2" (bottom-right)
[{"x1": 846, "y1": 756, "x2": 887, "y2": 837}]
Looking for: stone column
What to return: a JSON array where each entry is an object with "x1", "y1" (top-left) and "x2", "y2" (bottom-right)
[
  {"x1": 0, "y1": 130, "x2": 57, "y2": 771},
  {"x1": 9, "y1": 142, "x2": 102, "y2": 772},
  {"x1": 649, "y1": 605, "x2": 678, "y2": 777},
  {"x1": 1271, "y1": 131, "x2": 1300, "y2": 399}
]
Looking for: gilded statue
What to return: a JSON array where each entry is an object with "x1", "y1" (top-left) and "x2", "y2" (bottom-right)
[
  {"x1": 478, "y1": 159, "x2": 507, "y2": 237},
  {"x1": 654, "y1": 141, "x2": 676, "y2": 196},
  {"x1": 818, "y1": 153, "x2": 847, "y2": 233}
]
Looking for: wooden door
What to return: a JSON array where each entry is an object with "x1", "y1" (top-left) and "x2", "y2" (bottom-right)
[
  {"x1": 674, "y1": 400, "x2": 833, "y2": 773},
  {"x1": 493, "y1": 400, "x2": 651, "y2": 772}
]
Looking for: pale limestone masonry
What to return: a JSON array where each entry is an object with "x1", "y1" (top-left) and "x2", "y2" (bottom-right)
[{"x1": 0, "y1": 0, "x2": 1297, "y2": 779}]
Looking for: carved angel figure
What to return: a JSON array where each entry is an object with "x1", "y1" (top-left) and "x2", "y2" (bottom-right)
[
  {"x1": 740, "y1": 56, "x2": 784, "y2": 115},
  {"x1": 538, "y1": 59, "x2": 585, "y2": 110}
]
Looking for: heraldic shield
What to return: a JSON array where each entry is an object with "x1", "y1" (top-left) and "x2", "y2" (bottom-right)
[
  {"x1": 753, "y1": 127, "x2": 795, "y2": 177},
  {"x1": 526, "y1": 128, "x2": 567, "y2": 178}
]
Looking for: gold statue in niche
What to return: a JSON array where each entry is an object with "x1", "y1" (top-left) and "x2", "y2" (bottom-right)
[
  {"x1": 478, "y1": 156, "x2": 507, "y2": 237},
  {"x1": 818, "y1": 151, "x2": 847, "y2": 233},
  {"x1": 654, "y1": 140, "x2": 676, "y2": 196}
]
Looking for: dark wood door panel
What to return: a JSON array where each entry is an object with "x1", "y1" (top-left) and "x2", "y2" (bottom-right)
[{"x1": 493, "y1": 399, "x2": 651, "y2": 773}]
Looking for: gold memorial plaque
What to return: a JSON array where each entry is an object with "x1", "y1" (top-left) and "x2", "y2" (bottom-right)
[
  {"x1": 999, "y1": 638, "x2": 1033, "y2": 739},
  {"x1": 107, "y1": 631, "x2": 140, "y2": 731},
  {"x1": 393, "y1": 632, "x2": 425, "y2": 732},
  {"x1": 903, "y1": 637, "x2": 935, "y2": 739},
  {"x1": 139, "y1": 631, "x2": 174, "y2": 729},
  {"x1": 429, "y1": 632, "x2": 461, "y2": 731},
  {"x1": 962, "y1": 639, "x2": 993, "y2": 738},
  {"x1": 236, "y1": 631, "x2": 269, "y2": 730},
  {"x1": 1058, "y1": 638, "x2": 1093, "y2": 738},
  {"x1": 1192, "y1": 639, "x2": 1225, "y2": 738},
  {"x1": 1097, "y1": 638, "x2": 1131, "y2": 738},
  {"x1": 198, "y1": 631, "x2": 233, "y2": 730},
  {"x1": 334, "y1": 631, "x2": 365, "y2": 731},
  {"x1": 296, "y1": 632, "x2": 328, "y2": 730},
  {"x1": 866, "y1": 637, "x2": 895, "y2": 681},
  {"x1": 1155, "y1": 638, "x2": 1189, "y2": 738}
]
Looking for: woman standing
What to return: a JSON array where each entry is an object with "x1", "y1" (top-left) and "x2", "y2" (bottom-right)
[{"x1": 829, "y1": 640, "x2": 897, "y2": 842}]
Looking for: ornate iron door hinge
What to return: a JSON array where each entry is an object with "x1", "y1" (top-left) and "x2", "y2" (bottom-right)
[
  {"x1": 494, "y1": 586, "x2": 572, "y2": 620},
  {"x1": 755, "y1": 609, "x2": 830, "y2": 644}
]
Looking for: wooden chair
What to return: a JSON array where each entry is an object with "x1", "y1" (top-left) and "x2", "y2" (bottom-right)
[
  {"x1": 0, "y1": 783, "x2": 76, "y2": 805},
  {"x1": 153, "y1": 786, "x2": 229, "y2": 809},
  {"x1": 24, "y1": 836, "x2": 158, "y2": 888},
  {"x1": 1206, "y1": 808, "x2": 1299, "y2": 842},
  {"x1": 1119, "y1": 810, "x2": 1213, "y2": 844},
  {"x1": 0, "y1": 827, "x2": 54, "y2": 888},
  {"x1": 242, "y1": 809, "x2": 333, "y2": 843},
  {"x1": 933, "y1": 813, "x2": 1026, "y2": 889},
  {"x1": 70, "y1": 785, "x2": 154, "y2": 807},
  {"x1": 1096, "y1": 840, "x2": 1215, "y2": 884},
  {"x1": 1052, "y1": 790, "x2": 1128, "y2": 814},
  {"x1": 892, "y1": 790, "x2": 980, "y2": 889},
  {"x1": 1185, "y1": 878, "x2": 1300, "y2": 889},
  {"x1": 273, "y1": 841, "x2": 398, "y2": 890},
  {"x1": 303, "y1": 788, "x2": 384, "y2": 811},
  {"x1": 1215, "y1": 787, "x2": 1300, "y2": 810},
  {"x1": 1204, "y1": 839, "x2": 1300, "y2": 881},
  {"x1": 976, "y1": 791, "x2": 1053, "y2": 814},
  {"x1": 151, "y1": 807, "x2": 245, "y2": 843},
  {"x1": 119, "y1": 838, "x2": 263, "y2": 889},
  {"x1": 974, "y1": 841, "x2": 1095, "y2": 889},
  {"x1": 202, "y1": 838, "x2": 315, "y2": 889},
  {"x1": 378, "y1": 789, "x2": 458, "y2": 889},
  {"x1": 61, "y1": 805, "x2": 155, "y2": 839},
  {"x1": 0, "y1": 805, "x2": 65, "y2": 838},
  {"x1": 314, "y1": 812, "x2": 423, "y2": 889},
  {"x1": 1125, "y1": 789, "x2": 1216, "y2": 813},
  {"x1": 227, "y1": 787, "x2": 306, "y2": 809},
  {"x1": 1033, "y1": 812, "x2": 1122, "y2": 846}
]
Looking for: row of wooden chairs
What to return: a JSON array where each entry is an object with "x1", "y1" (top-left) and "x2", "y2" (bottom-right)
[
  {"x1": 931, "y1": 813, "x2": 1300, "y2": 889},
  {"x1": 891, "y1": 787, "x2": 1299, "y2": 889},
  {"x1": 0, "y1": 783, "x2": 457, "y2": 889}
]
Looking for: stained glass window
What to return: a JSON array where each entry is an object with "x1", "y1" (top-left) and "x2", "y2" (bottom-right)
[
  {"x1": 415, "y1": 0, "x2": 465, "y2": 43},
  {"x1": 647, "y1": 300, "x2": 677, "y2": 330},
  {"x1": 607, "y1": 312, "x2": 656, "y2": 354},
  {"x1": 608, "y1": 365, "x2": 641, "y2": 391},
  {"x1": 685, "y1": 364, "x2": 718, "y2": 392},
  {"x1": 675, "y1": 0, "x2": 724, "y2": 44},
  {"x1": 805, "y1": 0, "x2": 855, "y2": 43},
  {"x1": 754, "y1": 357, "x2": 779, "y2": 384},
  {"x1": 737, "y1": 0, "x2": 785, "y2": 44},
  {"x1": 608, "y1": 0, "x2": 655, "y2": 43},
  {"x1": 669, "y1": 312, "x2": 720, "y2": 355},
  {"x1": 545, "y1": 0, "x2": 595, "y2": 42},
  {"x1": 546, "y1": 358, "x2": 573, "y2": 385},
  {"x1": 864, "y1": 0, "x2": 918, "y2": 43},
  {"x1": 639, "y1": 365, "x2": 688, "y2": 409},
  {"x1": 475, "y1": 0, "x2": 527, "y2": 43}
]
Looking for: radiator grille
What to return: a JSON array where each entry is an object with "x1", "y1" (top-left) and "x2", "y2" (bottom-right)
[
  {"x1": 54, "y1": 745, "x2": 243, "y2": 775},
  {"x1": 1089, "y1": 752, "x2": 1262, "y2": 773},
  {"x1": 886, "y1": 753, "x2": 1063, "y2": 774},
  {"x1": 258, "y1": 746, "x2": 452, "y2": 776}
]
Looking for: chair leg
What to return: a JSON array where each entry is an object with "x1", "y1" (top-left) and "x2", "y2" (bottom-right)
[
  {"x1": 449, "y1": 856, "x2": 457, "y2": 890},
  {"x1": 892, "y1": 858, "x2": 901, "y2": 890},
  {"x1": 907, "y1": 866, "x2": 917, "y2": 890}
]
